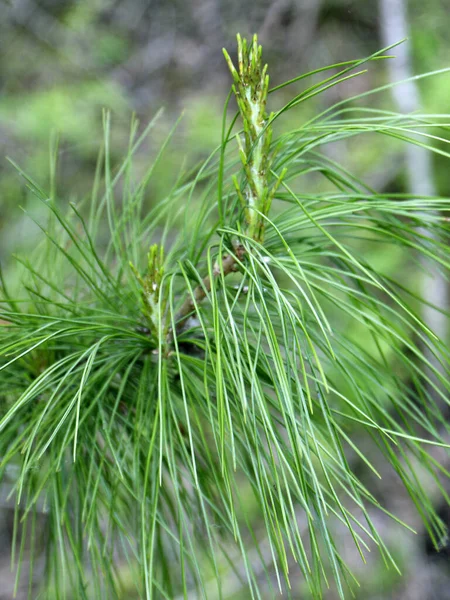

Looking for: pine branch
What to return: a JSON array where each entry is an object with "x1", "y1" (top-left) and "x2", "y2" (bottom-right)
[
  {"x1": 173, "y1": 243, "x2": 246, "y2": 335},
  {"x1": 1, "y1": 34, "x2": 450, "y2": 600},
  {"x1": 173, "y1": 34, "x2": 274, "y2": 337}
]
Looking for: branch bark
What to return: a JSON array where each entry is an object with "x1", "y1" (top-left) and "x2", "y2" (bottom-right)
[{"x1": 173, "y1": 244, "x2": 245, "y2": 336}]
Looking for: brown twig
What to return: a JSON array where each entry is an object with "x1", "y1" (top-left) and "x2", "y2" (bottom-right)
[{"x1": 173, "y1": 244, "x2": 245, "y2": 336}]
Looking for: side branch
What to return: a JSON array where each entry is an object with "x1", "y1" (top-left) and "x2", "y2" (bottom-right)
[{"x1": 174, "y1": 245, "x2": 245, "y2": 335}]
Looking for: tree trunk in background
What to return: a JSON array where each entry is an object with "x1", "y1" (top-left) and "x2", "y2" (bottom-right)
[{"x1": 379, "y1": 0, "x2": 448, "y2": 391}]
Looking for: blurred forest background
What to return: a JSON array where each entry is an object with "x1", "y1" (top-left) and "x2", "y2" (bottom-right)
[{"x1": 0, "y1": 0, "x2": 450, "y2": 598}]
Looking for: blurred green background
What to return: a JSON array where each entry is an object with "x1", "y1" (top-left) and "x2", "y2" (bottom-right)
[{"x1": 0, "y1": 0, "x2": 449, "y2": 598}]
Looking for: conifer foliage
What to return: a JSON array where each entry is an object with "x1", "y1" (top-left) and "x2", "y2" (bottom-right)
[{"x1": 1, "y1": 35, "x2": 450, "y2": 599}]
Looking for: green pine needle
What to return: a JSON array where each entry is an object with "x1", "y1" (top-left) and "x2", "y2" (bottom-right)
[{"x1": 1, "y1": 35, "x2": 450, "y2": 599}]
